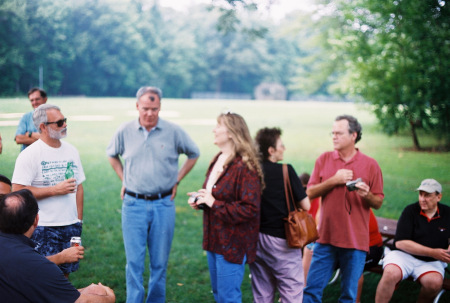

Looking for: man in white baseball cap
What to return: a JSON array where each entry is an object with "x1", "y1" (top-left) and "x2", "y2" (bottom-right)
[
  {"x1": 375, "y1": 179, "x2": 450, "y2": 303},
  {"x1": 416, "y1": 178, "x2": 442, "y2": 194}
]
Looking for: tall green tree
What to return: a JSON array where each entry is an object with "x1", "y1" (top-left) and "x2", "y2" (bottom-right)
[
  {"x1": 61, "y1": 0, "x2": 154, "y2": 96},
  {"x1": 0, "y1": 0, "x2": 27, "y2": 95},
  {"x1": 0, "y1": 0, "x2": 74, "y2": 95},
  {"x1": 181, "y1": 5, "x2": 275, "y2": 96},
  {"x1": 0, "y1": 0, "x2": 308, "y2": 98},
  {"x1": 299, "y1": 0, "x2": 450, "y2": 149}
]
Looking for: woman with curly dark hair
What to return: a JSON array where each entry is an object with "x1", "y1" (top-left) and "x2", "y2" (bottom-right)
[{"x1": 250, "y1": 127, "x2": 310, "y2": 302}]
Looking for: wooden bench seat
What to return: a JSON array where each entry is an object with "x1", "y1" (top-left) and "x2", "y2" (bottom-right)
[{"x1": 375, "y1": 216, "x2": 397, "y2": 249}]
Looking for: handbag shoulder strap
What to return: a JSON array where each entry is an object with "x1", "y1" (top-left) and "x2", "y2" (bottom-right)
[{"x1": 282, "y1": 164, "x2": 296, "y2": 212}]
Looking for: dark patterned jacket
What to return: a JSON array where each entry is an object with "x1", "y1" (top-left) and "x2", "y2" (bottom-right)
[{"x1": 202, "y1": 154, "x2": 261, "y2": 264}]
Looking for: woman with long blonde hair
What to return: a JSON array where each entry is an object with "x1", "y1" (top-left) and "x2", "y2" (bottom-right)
[{"x1": 188, "y1": 112, "x2": 263, "y2": 303}]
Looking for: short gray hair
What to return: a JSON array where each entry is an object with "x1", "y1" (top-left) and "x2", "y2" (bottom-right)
[
  {"x1": 136, "y1": 86, "x2": 162, "y2": 101},
  {"x1": 33, "y1": 104, "x2": 61, "y2": 133}
]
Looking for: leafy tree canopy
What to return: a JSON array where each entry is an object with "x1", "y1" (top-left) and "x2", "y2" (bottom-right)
[{"x1": 294, "y1": 0, "x2": 450, "y2": 149}]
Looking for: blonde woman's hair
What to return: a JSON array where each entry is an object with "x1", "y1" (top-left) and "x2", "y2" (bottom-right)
[{"x1": 218, "y1": 113, "x2": 264, "y2": 188}]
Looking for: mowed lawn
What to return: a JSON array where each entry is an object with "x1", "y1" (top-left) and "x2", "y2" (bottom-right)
[{"x1": 0, "y1": 97, "x2": 449, "y2": 302}]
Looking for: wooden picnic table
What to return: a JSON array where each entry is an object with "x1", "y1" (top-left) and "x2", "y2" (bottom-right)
[{"x1": 376, "y1": 216, "x2": 398, "y2": 248}]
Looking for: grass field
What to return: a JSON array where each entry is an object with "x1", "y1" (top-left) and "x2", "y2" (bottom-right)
[{"x1": 0, "y1": 97, "x2": 449, "y2": 302}]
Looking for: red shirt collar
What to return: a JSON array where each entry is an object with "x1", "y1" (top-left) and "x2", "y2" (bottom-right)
[{"x1": 419, "y1": 205, "x2": 440, "y2": 222}]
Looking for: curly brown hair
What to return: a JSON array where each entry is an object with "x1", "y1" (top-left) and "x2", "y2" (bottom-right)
[{"x1": 255, "y1": 127, "x2": 282, "y2": 160}]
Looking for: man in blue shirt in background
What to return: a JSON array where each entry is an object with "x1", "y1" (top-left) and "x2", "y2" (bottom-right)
[
  {"x1": 15, "y1": 87, "x2": 47, "y2": 150},
  {"x1": 107, "y1": 86, "x2": 200, "y2": 303}
]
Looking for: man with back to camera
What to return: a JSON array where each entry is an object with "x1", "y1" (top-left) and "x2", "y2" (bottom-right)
[
  {"x1": 12, "y1": 104, "x2": 85, "y2": 278},
  {"x1": 0, "y1": 189, "x2": 115, "y2": 303},
  {"x1": 15, "y1": 87, "x2": 47, "y2": 150},
  {"x1": 303, "y1": 114, "x2": 384, "y2": 303},
  {"x1": 107, "y1": 86, "x2": 200, "y2": 303},
  {"x1": 0, "y1": 174, "x2": 11, "y2": 199},
  {"x1": 375, "y1": 179, "x2": 450, "y2": 303},
  {"x1": 0, "y1": 174, "x2": 85, "y2": 266}
]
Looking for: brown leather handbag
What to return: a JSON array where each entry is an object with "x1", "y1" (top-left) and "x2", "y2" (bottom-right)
[{"x1": 283, "y1": 164, "x2": 319, "y2": 248}]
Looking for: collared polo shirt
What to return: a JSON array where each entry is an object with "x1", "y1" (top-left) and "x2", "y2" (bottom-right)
[
  {"x1": 395, "y1": 202, "x2": 450, "y2": 262},
  {"x1": 107, "y1": 118, "x2": 200, "y2": 194},
  {"x1": 308, "y1": 149, "x2": 384, "y2": 252}
]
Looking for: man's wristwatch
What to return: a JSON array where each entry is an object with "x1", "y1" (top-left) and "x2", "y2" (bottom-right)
[{"x1": 28, "y1": 132, "x2": 32, "y2": 138}]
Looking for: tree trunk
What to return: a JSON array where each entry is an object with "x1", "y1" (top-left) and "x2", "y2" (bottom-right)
[{"x1": 410, "y1": 120, "x2": 421, "y2": 151}]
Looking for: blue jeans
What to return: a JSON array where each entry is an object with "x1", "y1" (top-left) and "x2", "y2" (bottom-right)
[
  {"x1": 122, "y1": 194, "x2": 175, "y2": 303},
  {"x1": 303, "y1": 243, "x2": 366, "y2": 303},
  {"x1": 207, "y1": 251, "x2": 247, "y2": 303}
]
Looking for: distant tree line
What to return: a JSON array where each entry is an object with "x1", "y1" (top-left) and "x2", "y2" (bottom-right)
[
  {"x1": 2, "y1": 0, "x2": 449, "y2": 148},
  {"x1": 0, "y1": 0, "x2": 306, "y2": 98}
]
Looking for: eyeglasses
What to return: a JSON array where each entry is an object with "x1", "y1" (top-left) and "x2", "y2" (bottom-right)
[
  {"x1": 330, "y1": 131, "x2": 347, "y2": 137},
  {"x1": 44, "y1": 118, "x2": 67, "y2": 127}
]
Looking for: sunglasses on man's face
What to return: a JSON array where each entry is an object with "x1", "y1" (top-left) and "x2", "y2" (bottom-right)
[{"x1": 44, "y1": 118, "x2": 67, "y2": 127}]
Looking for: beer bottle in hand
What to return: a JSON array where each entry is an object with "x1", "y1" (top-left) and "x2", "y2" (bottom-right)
[{"x1": 65, "y1": 162, "x2": 74, "y2": 179}]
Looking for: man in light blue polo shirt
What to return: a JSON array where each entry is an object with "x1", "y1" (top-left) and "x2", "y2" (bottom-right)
[
  {"x1": 107, "y1": 86, "x2": 200, "y2": 303},
  {"x1": 15, "y1": 87, "x2": 47, "y2": 151}
]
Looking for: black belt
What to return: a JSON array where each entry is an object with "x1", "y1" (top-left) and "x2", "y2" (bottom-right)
[{"x1": 125, "y1": 189, "x2": 172, "y2": 201}]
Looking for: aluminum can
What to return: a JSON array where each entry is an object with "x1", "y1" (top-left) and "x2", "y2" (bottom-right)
[{"x1": 70, "y1": 236, "x2": 82, "y2": 247}]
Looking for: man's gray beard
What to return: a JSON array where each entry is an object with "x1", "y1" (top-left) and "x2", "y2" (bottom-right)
[{"x1": 48, "y1": 127, "x2": 67, "y2": 140}]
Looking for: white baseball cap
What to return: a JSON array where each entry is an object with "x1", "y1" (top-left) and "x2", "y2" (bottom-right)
[{"x1": 416, "y1": 179, "x2": 442, "y2": 194}]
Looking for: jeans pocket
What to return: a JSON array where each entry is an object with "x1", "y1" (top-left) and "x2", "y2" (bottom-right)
[
  {"x1": 161, "y1": 197, "x2": 174, "y2": 207},
  {"x1": 123, "y1": 195, "x2": 136, "y2": 207}
]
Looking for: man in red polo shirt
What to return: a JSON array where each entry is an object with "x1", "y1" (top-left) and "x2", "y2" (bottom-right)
[{"x1": 304, "y1": 115, "x2": 384, "y2": 303}]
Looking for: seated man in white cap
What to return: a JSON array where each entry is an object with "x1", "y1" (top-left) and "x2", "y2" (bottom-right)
[{"x1": 375, "y1": 179, "x2": 450, "y2": 303}]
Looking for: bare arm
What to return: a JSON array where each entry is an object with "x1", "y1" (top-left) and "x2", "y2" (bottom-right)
[
  {"x1": 76, "y1": 283, "x2": 116, "y2": 303},
  {"x1": 15, "y1": 132, "x2": 40, "y2": 145},
  {"x1": 306, "y1": 169, "x2": 353, "y2": 199},
  {"x1": 306, "y1": 168, "x2": 383, "y2": 209},
  {"x1": 396, "y1": 240, "x2": 450, "y2": 263},
  {"x1": 171, "y1": 157, "x2": 199, "y2": 199},
  {"x1": 76, "y1": 183, "x2": 84, "y2": 221},
  {"x1": 177, "y1": 157, "x2": 199, "y2": 184},
  {"x1": 108, "y1": 156, "x2": 124, "y2": 199},
  {"x1": 108, "y1": 157, "x2": 124, "y2": 181},
  {"x1": 12, "y1": 178, "x2": 78, "y2": 200},
  {"x1": 298, "y1": 196, "x2": 311, "y2": 211},
  {"x1": 46, "y1": 246, "x2": 84, "y2": 265},
  {"x1": 355, "y1": 182, "x2": 383, "y2": 209}
]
